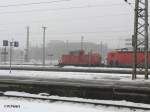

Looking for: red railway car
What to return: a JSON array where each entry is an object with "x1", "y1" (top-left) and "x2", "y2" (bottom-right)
[
  {"x1": 107, "y1": 50, "x2": 150, "y2": 67},
  {"x1": 59, "y1": 50, "x2": 101, "y2": 66}
]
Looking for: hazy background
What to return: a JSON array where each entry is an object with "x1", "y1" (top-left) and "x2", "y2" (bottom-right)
[
  {"x1": 0, "y1": 0, "x2": 149, "y2": 63},
  {"x1": 0, "y1": 0, "x2": 148, "y2": 49}
]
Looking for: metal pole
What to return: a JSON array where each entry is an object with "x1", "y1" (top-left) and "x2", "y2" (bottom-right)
[
  {"x1": 9, "y1": 42, "x2": 12, "y2": 73},
  {"x1": 144, "y1": 0, "x2": 149, "y2": 79},
  {"x1": 81, "y1": 36, "x2": 84, "y2": 50},
  {"x1": 4, "y1": 46, "x2": 7, "y2": 64},
  {"x1": 50, "y1": 56, "x2": 51, "y2": 65},
  {"x1": 66, "y1": 40, "x2": 69, "y2": 53},
  {"x1": 89, "y1": 50, "x2": 92, "y2": 67},
  {"x1": 100, "y1": 42, "x2": 103, "y2": 54},
  {"x1": 50, "y1": 55, "x2": 53, "y2": 65},
  {"x1": 42, "y1": 26, "x2": 47, "y2": 66},
  {"x1": 25, "y1": 26, "x2": 29, "y2": 62},
  {"x1": 132, "y1": 0, "x2": 139, "y2": 80},
  {"x1": 100, "y1": 41, "x2": 103, "y2": 60},
  {"x1": 132, "y1": 0, "x2": 149, "y2": 80}
]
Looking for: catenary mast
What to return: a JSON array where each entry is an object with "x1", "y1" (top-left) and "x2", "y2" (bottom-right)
[{"x1": 132, "y1": 0, "x2": 149, "y2": 79}]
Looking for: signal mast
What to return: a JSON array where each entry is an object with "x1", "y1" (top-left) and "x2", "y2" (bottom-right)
[{"x1": 125, "y1": 0, "x2": 149, "y2": 79}]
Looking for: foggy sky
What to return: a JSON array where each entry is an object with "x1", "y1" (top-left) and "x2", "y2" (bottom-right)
[{"x1": 0, "y1": 0, "x2": 149, "y2": 49}]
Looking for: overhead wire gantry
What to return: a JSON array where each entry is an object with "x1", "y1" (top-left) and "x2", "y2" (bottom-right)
[{"x1": 125, "y1": 0, "x2": 149, "y2": 79}]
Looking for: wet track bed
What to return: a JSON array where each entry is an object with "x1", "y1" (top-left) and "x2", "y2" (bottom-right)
[{"x1": 0, "y1": 76, "x2": 150, "y2": 104}]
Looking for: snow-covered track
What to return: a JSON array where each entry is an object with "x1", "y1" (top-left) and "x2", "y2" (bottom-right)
[
  {"x1": 2, "y1": 94, "x2": 150, "y2": 111},
  {"x1": 0, "y1": 65, "x2": 149, "y2": 74},
  {"x1": 0, "y1": 76, "x2": 150, "y2": 104},
  {"x1": 0, "y1": 65, "x2": 136, "y2": 74}
]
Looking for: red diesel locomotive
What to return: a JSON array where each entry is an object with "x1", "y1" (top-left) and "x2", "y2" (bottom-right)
[
  {"x1": 59, "y1": 50, "x2": 101, "y2": 66},
  {"x1": 107, "y1": 50, "x2": 150, "y2": 67},
  {"x1": 59, "y1": 48, "x2": 150, "y2": 67}
]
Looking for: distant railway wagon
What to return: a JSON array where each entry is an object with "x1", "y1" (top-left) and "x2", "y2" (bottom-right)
[
  {"x1": 59, "y1": 50, "x2": 101, "y2": 66},
  {"x1": 107, "y1": 51, "x2": 150, "y2": 67}
]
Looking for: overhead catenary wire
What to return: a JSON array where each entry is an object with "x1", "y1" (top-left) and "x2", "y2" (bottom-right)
[
  {"x1": 0, "y1": 0, "x2": 71, "y2": 8},
  {"x1": 0, "y1": 13, "x2": 132, "y2": 27},
  {"x1": 0, "y1": 4, "x2": 135, "y2": 15},
  {"x1": 0, "y1": 29, "x2": 132, "y2": 36},
  {"x1": 0, "y1": 2, "x2": 133, "y2": 8},
  {"x1": 0, "y1": 2, "x2": 134, "y2": 34},
  {"x1": 0, "y1": 1, "x2": 135, "y2": 43}
]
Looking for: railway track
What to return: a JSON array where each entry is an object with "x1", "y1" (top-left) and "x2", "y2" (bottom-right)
[
  {"x1": 1, "y1": 93, "x2": 150, "y2": 111},
  {"x1": 0, "y1": 65, "x2": 137, "y2": 74},
  {"x1": 0, "y1": 65, "x2": 149, "y2": 74},
  {"x1": 0, "y1": 75, "x2": 150, "y2": 104}
]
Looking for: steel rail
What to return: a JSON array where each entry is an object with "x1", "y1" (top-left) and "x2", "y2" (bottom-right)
[{"x1": 1, "y1": 94, "x2": 150, "y2": 111}]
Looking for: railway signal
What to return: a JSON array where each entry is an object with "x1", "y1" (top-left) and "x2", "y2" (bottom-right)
[
  {"x1": 2, "y1": 40, "x2": 9, "y2": 64},
  {"x1": 14, "y1": 41, "x2": 19, "y2": 47},
  {"x1": 7, "y1": 40, "x2": 19, "y2": 73},
  {"x1": 3, "y1": 40, "x2": 8, "y2": 46}
]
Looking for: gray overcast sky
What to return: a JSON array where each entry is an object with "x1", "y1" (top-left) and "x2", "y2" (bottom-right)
[{"x1": 0, "y1": 0, "x2": 149, "y2": 49}]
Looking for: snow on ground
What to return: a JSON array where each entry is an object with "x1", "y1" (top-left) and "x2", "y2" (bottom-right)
[
  {"x1": 0, "y1": 91, "x2": 149, "y2": 112},
  {"x1": 0, "y1": 69, "x2": 149, "y2": 82},
  {"x1": 0, "y1": 64, "x2": 131, "y2": 70},
  {"x1": 0, "y1": 70, "x2": 149, "y2": 111},
  {"x1": 62, "y1": 66, "x2": 132, "y2": 70},
  {"x1": 0, "y1": 69, "x2": 129, "y2": 80},
  {"x1": 4, "y1": 91, "x2": 150, "y2": 109},
  {"x1": 0, "y1": 69, "x2": 148, "y2": 82}
]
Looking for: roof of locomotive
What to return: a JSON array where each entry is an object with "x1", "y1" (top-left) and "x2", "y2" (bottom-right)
[
  {"x1": 109, "y1": 47, "x2": 150, "y2": 53},
  {"x1": 109, "y1": 50, "x2": 150, "y2": 53},
  {"x1": 69, "y1": 50, "x2": 84, "y2": 54}
]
